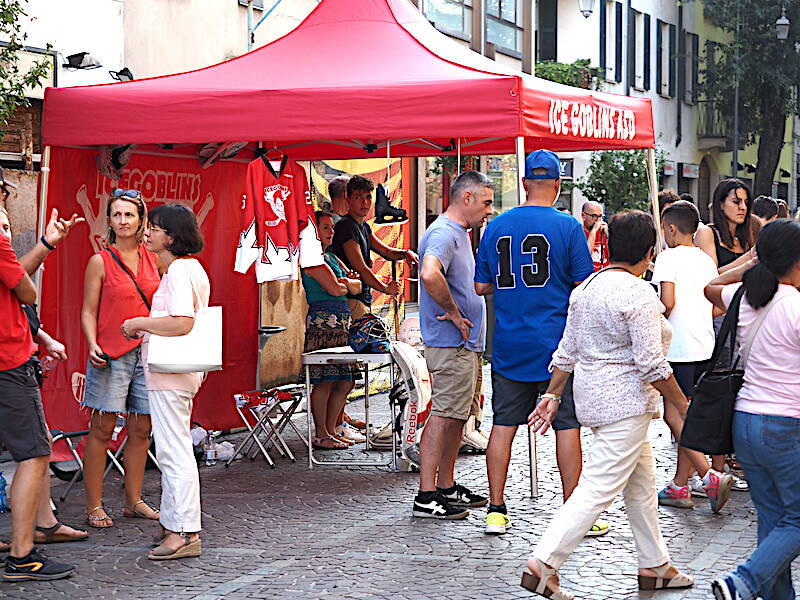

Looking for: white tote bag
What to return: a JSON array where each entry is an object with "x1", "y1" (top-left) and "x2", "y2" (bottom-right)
[{"x1": 147, "y1": 266, "x2": 223, "y2": 374}]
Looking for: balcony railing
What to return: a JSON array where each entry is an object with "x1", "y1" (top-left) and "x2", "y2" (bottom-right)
[{"x1": 697, "y1": 100, "x2": 729, "y2": 139}]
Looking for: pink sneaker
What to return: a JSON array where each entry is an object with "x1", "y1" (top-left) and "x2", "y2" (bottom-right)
[
  {"x1": 658, "y1": 484, "x2": 695, "y2": 509},
  {"x1": 704, "y1": 470, "x2": 734, "y2": 514}
]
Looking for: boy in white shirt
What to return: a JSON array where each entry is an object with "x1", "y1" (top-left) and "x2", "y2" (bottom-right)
[{"x1": 652, "y1": 201, "x2": 733, "y2": 513}]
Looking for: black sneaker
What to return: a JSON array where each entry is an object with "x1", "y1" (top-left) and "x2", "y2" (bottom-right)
[
  {"x1": 439, "y1": 483, "x2": 488, "y2": 508},
  {"x1": 2, "y1": 548, "x2": 74, "y2": 581},
  {"x1": 412, "y1": 492, "x2": 469, "y2": 519}
]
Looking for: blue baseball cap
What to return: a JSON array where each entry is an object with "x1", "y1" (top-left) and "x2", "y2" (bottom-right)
[{"x1": 524, "y1": 149, "x2": 562, "y2": 179}]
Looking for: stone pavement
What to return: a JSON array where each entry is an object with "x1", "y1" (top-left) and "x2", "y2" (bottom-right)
[{"x1": 0, "y1": 366, "x2": 785, "y2": 599}]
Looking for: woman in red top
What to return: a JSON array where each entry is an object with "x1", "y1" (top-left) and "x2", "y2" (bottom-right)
[{"x1": 80, "y1": 189, "x2": 161, "y2": 528}]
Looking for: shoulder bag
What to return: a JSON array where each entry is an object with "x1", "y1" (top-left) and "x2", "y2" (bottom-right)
[
  {"x1": 680, "y1": 287, "x2": 780, "y2": 455},
  {"x1": 146, "y1": 262, "x2": 222, "y2": 374}
]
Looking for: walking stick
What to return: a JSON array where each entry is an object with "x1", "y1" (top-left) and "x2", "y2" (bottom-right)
[{"x1": 391, "y1": 260, "x2": 400, "y2": 338}]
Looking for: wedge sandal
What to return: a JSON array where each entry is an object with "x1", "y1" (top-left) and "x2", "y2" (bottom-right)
[
  {"x1": 638, "y1": 563, "x2": 695, "y2": 590},
  {"x1": 520, "y1": 559, "x2": 574, "y2": 600}
]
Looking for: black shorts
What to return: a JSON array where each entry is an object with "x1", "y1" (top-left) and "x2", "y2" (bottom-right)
[
  {"x1": 670, "y1": 361, "x2": 707, "y2": 397},
  {"x1": 490, "y1": 370, "x2": 579, "y2": 430},
  {"x1": 0, "y1": 358, "x2": 51, "y2": 462}
]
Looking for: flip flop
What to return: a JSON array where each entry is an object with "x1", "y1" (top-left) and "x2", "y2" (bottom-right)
[
  {"x1": 585, "y1": 519, "x2": 610, "y2": 537},
  {"x1": 0, "y1": 540, "x2": 9, "y2": 553},
  {"x1": 34, "y1": 522, "x2": 89, "y2": 544}
]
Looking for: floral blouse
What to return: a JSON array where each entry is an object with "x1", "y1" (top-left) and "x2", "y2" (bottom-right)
[{"x1": 551, "y1": 270, "x2": 673, "y2": 428}]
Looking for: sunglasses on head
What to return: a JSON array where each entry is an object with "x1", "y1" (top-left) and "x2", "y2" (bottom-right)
[{"x1": 111, "y1": 188, "x2": 141, "y2": 199}]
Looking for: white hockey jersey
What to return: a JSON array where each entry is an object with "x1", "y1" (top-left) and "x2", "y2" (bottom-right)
[{"x1": 234, "y1": 156, "x2": 324, "y2": 282}]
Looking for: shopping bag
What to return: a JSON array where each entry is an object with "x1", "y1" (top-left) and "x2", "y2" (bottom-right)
[{"x1": 147, "y1": 306, "x2": 223, "y2": 373}]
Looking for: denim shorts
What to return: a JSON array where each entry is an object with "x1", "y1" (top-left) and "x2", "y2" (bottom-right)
[
  {"x1": 491, "y1": 370, "x2": 579, "y2": 430},
  {"x1": 83, "y1": 345, "x2": 150, "y2": 415}
]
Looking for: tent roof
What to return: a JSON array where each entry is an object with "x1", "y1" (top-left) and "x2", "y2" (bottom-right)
[{"x1": 42, "y1": 0, "x2": 654, "y2": 159}]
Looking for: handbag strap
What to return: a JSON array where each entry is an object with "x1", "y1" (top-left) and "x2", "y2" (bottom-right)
[
  {"x1": 702, "y1": 285, "x2": 745, "y2": 375},
  {"x1": 740, "y1": 294, "x2": 784, "y2": 369},
  {"x1": 104, "y1": 247, "x2": 151, "y2": 311}
]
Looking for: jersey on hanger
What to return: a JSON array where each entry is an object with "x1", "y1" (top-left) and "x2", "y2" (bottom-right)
[{"x1": 234, "y1": 156, "x2": 324, "y2": 282}]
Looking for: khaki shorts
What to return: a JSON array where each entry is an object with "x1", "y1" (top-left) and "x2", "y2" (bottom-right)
[{"x1": 424, "y1": 346, "x2": 482, "y2": 421}]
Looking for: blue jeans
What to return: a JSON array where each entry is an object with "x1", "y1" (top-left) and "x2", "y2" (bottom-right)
[{"x1": 730, "y1": 410, "x2": 800, "y2": 600}]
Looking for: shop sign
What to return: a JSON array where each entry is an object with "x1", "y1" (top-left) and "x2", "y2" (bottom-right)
[{"x1": 681, "y1": 163, "x2": 699, "y2": 179}]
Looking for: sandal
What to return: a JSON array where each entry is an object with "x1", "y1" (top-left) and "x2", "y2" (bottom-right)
[
  {"x1": 585, "y1": 519, "x2": 610, "y2": 537},
  {"x1": 343, "y1": 412, "x2": 367, "y2": 431},
  {"x1": 123, "y1": 499, "x2": 160, "y2": 520},
  {"x1": 638, "y1": 563, "x2": 695, "y2": 590},
  {"x1": 0, "y1": 540, "x2": 9, "y2": 553},
  {"x1": 332, "y1": 433, "x2": 355, "y2": 446},
  {"x1": 312, "y1": 436, "x2": 348, "y2": 450},
  {"x1": 34, "y1": 522, "x2": 89, "y2": 544},
  {"x1": 520, "y1": 559, "x2": 574, "y2": 600},
  {"x1": 148, "y1": 534, "x2": 201, "y2": 561},
  {"x1": 87, "y1": 505, "x2": 114, "y2": 528}
]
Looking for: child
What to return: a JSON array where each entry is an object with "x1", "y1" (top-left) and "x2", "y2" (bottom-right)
[{"x1": 652, "y1": 201, "x2": 734, "y2": 513}]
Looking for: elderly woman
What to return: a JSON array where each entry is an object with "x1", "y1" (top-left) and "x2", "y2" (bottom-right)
[
  {"x1": 524, "y1": 211, "x2": 693, "y2": 599},
  {"x1": 301, "y1": 211, "x2": 362, "y2": 449}
]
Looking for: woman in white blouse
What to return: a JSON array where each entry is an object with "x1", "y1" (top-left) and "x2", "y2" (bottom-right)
[{"x1": 523, "y1": 211, "x2": 693, "y2": 600}]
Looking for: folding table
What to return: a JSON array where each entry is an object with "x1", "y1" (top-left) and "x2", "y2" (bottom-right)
[{"x1": 302, "y1": 346, "x2": 397, "y2": 470}]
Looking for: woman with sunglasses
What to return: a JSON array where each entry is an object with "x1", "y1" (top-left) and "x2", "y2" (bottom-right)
[
  {"x1": 80, "y1": 188, "x2": 161, "y2": 529},
  {"x1": 122, "y1": 204, "x2": 209, "y2": 560}
]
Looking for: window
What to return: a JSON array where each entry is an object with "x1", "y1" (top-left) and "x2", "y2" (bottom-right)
[
  {"x1": 238, "y1": 0, "x2": 264, "y2": 8},
  {"x1": 656, "y1": 19, "x2": 676, "y2": 97},
  {"x1": 632, "y1": 11, "x2": 644, "y2": 89},
  {"x1": 422, "y1": 0, "x2": 473, "y2": 41},
  {"x1": 600, "y1": 1, "x2": 622, "y2": 83},
  {"x1": 684, "y1": 32, "x2": 699, "y2": 104},
  {"x1": 486, "y1": 0, "x2": 523, "y2": 56}
]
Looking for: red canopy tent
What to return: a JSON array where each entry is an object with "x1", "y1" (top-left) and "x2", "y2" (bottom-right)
[
  {"x1": 42, "y1": 0, "x2": 654, "y2": 156},
  {"x1": 37, "y1": 0, "x2": 659, "y2": 439}
]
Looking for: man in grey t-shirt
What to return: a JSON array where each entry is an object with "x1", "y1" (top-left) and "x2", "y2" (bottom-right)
[{"x1": 411, "y1": 171, "x2": 494, "y2": 521}]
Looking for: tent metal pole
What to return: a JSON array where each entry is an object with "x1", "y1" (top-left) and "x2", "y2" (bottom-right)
[
  {"x1": 646, "y1": 147, "x2": 664, "y2": 252},
  {"x1": 456, "y1": 138, "x2": 461, "y2": 176},
  {"x1": 515, "y1": 136, "x2": 525, "y2": 206},
  {"x1": 35, "y1": 145, "x2": 52, "y2": 299}
]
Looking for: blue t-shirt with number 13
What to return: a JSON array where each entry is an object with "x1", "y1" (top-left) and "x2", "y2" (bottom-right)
[{"x1": 475, "y1": 205, "x2": 594, "y2": 382}]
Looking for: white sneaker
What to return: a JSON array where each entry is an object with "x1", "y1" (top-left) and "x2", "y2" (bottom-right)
[
  {"x1": 336, "y1": 423, "x2": 366, "y2": 443},
  {"x1": 689, "y1": 475, "x2": 707, "y2": 498}
]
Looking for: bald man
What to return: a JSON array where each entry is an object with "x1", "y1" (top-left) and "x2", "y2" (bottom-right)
[{"x1": 581, "y1": 201, "x2": 609, "y2": 271}]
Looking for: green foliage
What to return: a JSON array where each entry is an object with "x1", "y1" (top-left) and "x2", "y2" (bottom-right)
[
  {"x1": 0, "y1": 0, "x2": 52, "y2": 137},
  {"x1": 574, "y1": 149, "x2": 665, "y2": 213},
  {"x1": 428, "y1": 155, "x2": 480, "y2": 178},
  {"x1": 534, "y1": 59, "x2": 601, "y2": 90}
]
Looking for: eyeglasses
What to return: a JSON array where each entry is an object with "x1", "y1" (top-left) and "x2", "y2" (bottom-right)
[
  {"x1": 582, "y1": 212, "x2": 604, "y2": 220},
  {"x1": 111, "y1": 188, "x2": 142, "y2": 199},
  {"x1": 147, "y1": 224, "x2": 168, "y2": 234}
]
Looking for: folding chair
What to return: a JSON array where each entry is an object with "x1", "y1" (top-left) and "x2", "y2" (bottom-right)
[{"x1": 225, "y1": 385, "x2": 306, "y2": 468}]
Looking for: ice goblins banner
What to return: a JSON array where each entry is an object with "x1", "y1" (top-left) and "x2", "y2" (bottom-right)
[{"x1": 40, "y1": 147, "x2": 258, "y2": 459}]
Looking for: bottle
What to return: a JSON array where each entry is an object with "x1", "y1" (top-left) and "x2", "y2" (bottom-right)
[
  {"x1": 0, "y1": 472, "x2": 8, "y2": 513},
  {"x1": 204, "y1": 433, "x2": 218, "y2": 467}
]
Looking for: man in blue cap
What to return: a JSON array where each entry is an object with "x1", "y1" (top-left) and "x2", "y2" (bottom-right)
[{"x1": 475, "y1": 150, "x2": 607, "y2": 537}]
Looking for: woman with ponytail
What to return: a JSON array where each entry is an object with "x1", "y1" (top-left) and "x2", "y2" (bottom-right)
[{"x1": 705, "y1": 219, "x2": 800, "y2": 600}]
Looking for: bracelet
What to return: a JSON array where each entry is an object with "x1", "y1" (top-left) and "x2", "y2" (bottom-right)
[
  {"x1": 541, "y1": 393, "x2": 561, "y2": 403},
  {"x1": 40, "y1": 236, "x2": 56, "y2": 251}
]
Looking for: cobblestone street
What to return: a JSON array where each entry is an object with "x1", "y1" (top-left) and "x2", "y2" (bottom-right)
[{"x1": 0, "y1": 368, "x2": 783, "y2": 599}]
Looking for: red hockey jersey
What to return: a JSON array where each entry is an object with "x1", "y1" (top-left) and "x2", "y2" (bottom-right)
[{"x1": 235, "y1": 156, "x2": 324, "y2": 282}]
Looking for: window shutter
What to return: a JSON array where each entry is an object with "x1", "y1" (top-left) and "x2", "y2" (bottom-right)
[
  {"x1": 668, "y1": 23, "x2": 676, "y2": 97},
  {"x1": 600, "y1": 1, "x2": 607, "y2": 73},
  {"x1": 615, "y1": 2, "x2": 623, "y2": 83},
  {"x1": 692, "y1": 34, "x2": 699, "y2": 103},
  {"x1": 656, "y1": 20, "x2": 663, "y2": 93},
  {"x1": 643, "y1": 14, "x2": 651, "y2": 90}
]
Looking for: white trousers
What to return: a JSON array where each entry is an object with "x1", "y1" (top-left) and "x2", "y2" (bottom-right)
[
  {"x1": 533, "y1": 413, "x2": 669, "y2": 570},
  {"x1": 149, "y1": 389, "x2": 202, "y2": 533}
]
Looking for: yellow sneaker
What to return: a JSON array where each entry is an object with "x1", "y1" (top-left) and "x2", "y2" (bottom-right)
[
  {"x1": 585, "y1": 519, "x2": 610, "y2": 537},
  {"x1": 485, "y1": 511, "x2": 511, "y2": 535}
]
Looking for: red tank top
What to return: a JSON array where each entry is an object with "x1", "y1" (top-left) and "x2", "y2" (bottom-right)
[{"x1": 96, "y1": 244, "x2": 160, "y2": 359}]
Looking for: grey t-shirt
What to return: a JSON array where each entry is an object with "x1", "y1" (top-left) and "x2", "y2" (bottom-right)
[{"x1": 418, "y1": 215, "x2": 485, "y2": 352}]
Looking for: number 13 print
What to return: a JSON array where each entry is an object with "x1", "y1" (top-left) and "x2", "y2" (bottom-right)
[{"x1": 495, "y1": 234, "x2": 551, "y2": 288}]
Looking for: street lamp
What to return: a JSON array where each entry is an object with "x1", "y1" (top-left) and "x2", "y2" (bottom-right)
[
  {"x1": 578, "y1": 0, "x2": 595, "y2": 18},
  {"x1": 776, "y1": 7, "x2": 791, "y2": 40}
]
